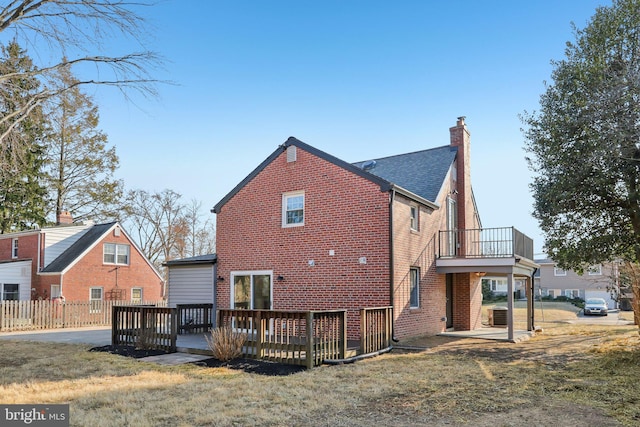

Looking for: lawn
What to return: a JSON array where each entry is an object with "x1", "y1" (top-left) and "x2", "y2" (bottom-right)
[{"x1": 1, "y1": 303, "x2": 639, "y2": 426}]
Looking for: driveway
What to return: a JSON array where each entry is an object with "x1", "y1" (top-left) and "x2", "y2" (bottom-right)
[
  {"x1": 570, "y1": 309, "x2": 634, "y2": 326},
  {"x1": 0, "y1": 326, "x2": 111, "y2": 346}
]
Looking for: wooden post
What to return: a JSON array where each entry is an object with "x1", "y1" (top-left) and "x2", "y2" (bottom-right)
[
  {"x1": 341, "y1": 310, "x2": 347, "y2": 359},
  {"x1": 111, "y1": 305, "x2": 118, "y2": 346},
  {"x1": 306, "y1": 311, "x2": 314, "y2": 369},
  {"x1": 507, "y1": 274, "x2": 514, "y2": 342},
  {"x1": 360, "y1": 308, "x2": 366, "y2": 355},
  {"x1": 256, "y1": 310, "x2": 264, "y2": 358}
]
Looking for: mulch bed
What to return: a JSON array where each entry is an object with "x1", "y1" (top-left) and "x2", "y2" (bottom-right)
[
  {"x1": 88, "y1": 345, "x2": 306, "y2": 376},
  {"x1": 89, "y1": 345, "x2": 169, "y2": 358}
]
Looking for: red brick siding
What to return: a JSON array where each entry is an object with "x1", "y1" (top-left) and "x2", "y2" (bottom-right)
[
  {"x1": 216, "y1": 146, "x2": 391, "y2": 339},
  {"x1": 58, "y1": 230, "x2": 162, "y2": 302},
  {"x1": 391, "y1": 194, "x2": 448, "y2": 338}
]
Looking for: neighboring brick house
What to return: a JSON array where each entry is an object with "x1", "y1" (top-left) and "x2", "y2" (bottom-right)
[
  {"x1": 213, "y1": 118, "x2": 538, "y2": 340},
  {"x1": 0, "y1": 219, "x2": 163, "y2": 303},
  {"x1": 534, "y1": 258, "x2": 618, "y2": 309}
]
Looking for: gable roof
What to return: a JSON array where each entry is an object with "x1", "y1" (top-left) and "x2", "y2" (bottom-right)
[
  {"x1": 39, "y1": 222, "x2": 163, "y2": 281},
  {"x1": 41, "y1": 222, "x2": 117, "y2": 273},
  {"x1": 213, "y1": 137, "x2": 451, "y2": 213},
  {"x1": 352, "y1": 145, "x2": 457, "y2": 203}
]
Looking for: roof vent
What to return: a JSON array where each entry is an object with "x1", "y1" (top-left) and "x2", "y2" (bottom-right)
[
  {"x1": 287, "y1": 145, "x2": 297, "y2": 163},
  {"x1": 361, "y1": 160, "x2": 377, "y2": 171}
]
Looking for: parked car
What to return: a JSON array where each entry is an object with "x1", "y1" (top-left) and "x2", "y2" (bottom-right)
[{"x1": 584, "y1": 298, "x2": 608, "y2": 316}]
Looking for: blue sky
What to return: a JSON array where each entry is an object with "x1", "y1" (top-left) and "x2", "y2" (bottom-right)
[{"x1": 88, "y1": 1, "x2": 611, "y2": 256}]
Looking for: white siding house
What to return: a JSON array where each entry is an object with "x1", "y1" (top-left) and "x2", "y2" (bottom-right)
[{"x1": 0, "y1": 260, "x2": 32, "y2": 300}]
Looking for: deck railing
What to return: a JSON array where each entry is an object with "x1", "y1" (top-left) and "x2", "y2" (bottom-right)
[
  {"x1": 438, "y1": 227, "x2": 534, "y2": 260},
  {"x1": 176, "y1": 303, "x2": 214, "y2": 334},
  {"x1": 0, "y1": 300, "x2": 166, "y2": 332},
  {"x1": 112, "y1": 305, "x2": 177, "y2": 352},
  {"x1": 360, "y1": 306, "x2": 393, "y2": 354},
  {"x1": 217, "y1": 309, "x2": 347, "y2": 368}
]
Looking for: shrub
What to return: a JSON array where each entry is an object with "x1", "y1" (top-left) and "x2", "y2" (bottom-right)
[
  {"x1": 135, "y1": 327, "x2": 156, "y2": 350},
  {"x1": 205, "y1": 326, "x2": 247, "y2": 362}
]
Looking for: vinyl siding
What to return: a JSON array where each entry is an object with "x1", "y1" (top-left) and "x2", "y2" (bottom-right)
[
  {"x1": 0, "y1": 260, "x2": 32, "y2": 300},
  {"x1": 167, "y1": 264, "x2": 215, "y2": 307}
]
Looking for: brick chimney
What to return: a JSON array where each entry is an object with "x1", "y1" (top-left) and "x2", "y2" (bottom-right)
[
  {"x1": 56, "y1": 211, "x2": 73, "y2": 225},
  {"x1": 449, "y1": 116, "x2": 472, "y2": 230}
]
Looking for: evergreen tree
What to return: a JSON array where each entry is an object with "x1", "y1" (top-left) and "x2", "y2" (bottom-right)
[
  {"x1": 45, "y1": 63, "x2": 122, "y2": 224},
  {"x1": 0, "y1": 41, "x2": 48, "y2": 233}
]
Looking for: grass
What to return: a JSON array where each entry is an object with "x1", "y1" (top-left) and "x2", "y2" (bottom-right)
[{"x1": 1, "y1": 303, "x2": 640, "y2": 426}]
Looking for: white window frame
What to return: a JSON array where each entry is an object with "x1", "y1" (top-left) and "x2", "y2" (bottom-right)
[
  {"x1": 230, "y1": 271, "x2": 273, "y2": 310},
  {"x1": 554, "y1": 267, "x2": 567, "y2": 276},
  {"x1": 11, "y1": 238, "x2": 18, "y2": 259},
  {"x1": 282, "y1": 191, "x2": 305, "y2": 227},
  {"x1": 131, "y1": 287, "x2": 143, "y2": 304},
  {"x1": 409, "y1": 267, "x2": 420, "y2": 308},
  {"x1": 588, "y1": 265, "x2": 602, "y2": 275},
  {"x1": 90, "y1": 287, "x2": 104, "y2": 313},
  {"x1": 103, "y1": 243, "x2": 130, "y2": 265},
  {"x1": 565, "y1": 289, "x2": 580, "y2": 299},
  {"x1": 548, "y1": 289, "x2": 561, "y2": 298},
  {"x1": 410, "y1": 205, "x2": 419, "y2": 231},
  {"x1": 2, "y1": 283, "x2": 19, "y2": 301},
  {"x1": 50, "y1": 284, "x2": 61, "y2": 299}
]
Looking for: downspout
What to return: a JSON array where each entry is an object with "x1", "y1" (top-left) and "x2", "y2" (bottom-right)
[
  {"x1": 530, "y1": 267, "x2": 538, "y2": 330},
  {"x1": 389, "y1": 189, "x2": 399, "y2": 342}
]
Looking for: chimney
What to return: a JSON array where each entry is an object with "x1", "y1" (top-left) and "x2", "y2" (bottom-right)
[
  {"x1": 449, "y1": 116, "x2": 471, "y2": 230},
  {"x1": 56, "y1": 211, "x2": 73, "y2": 225}
]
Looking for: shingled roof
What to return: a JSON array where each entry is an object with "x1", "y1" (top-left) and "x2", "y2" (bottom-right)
[
  {"x1": 41, "y1": 222, "x2": 116, "y2": 273},
  {"x1": 352, "y1": 145, "x2": 457, "y2": 203}
]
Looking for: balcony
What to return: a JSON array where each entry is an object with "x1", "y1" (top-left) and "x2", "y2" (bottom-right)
[{"x1": 436, "y1": 227, "x2": 537, "y2": 276}]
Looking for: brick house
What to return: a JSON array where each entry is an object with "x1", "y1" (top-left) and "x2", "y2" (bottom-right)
[
  {"x1": 212, "y1": 118, "x2": 538, "y2": 340},
  {"x1": 0, "y1": 219, "x2": 163, "y2": 303}
]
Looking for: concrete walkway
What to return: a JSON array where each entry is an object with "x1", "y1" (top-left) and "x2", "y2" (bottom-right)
[{"x1": 438, "y1": 328, "x2": 534, "y2": 343}]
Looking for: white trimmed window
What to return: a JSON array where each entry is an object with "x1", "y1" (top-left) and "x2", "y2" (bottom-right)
[
  {"x1": 548, "y1": 289, "x2": 561, "y2": 298},
  {"x1": 103, "y1": 243, "x2": 130, "y2": 265},
  {"x1": 11, "y1": 238, "x2": 18, "y2": 259},
  {"x1": 2, "y1": 284, "x2": 19, "y2": 301},
  {"x1": 410, "y1": 205, "x2": 419, "y2": 231},
  {"x1": 90, "y1": 287, "x2": 103, "y2": 312},
  {"x1": 51, "y1": 285, "x2": 61, "y2": 299},
  {"x1": 554, "y1": 267, "x2": 567, "y2": 276},
  {"x1": 565, "y1": 289, "x2": 580, "y2": 299},
  {"x1": 588, "y1": 265, "x2": 602, "y2": 275},
  {"x1": 410, "y1": 267, "x2": 420, "y2": 308},
  {"x1": 131, "y1": 288, "x2": 143, "y2": 304},
  {"x1": 282, "y1": 191, "x2": 305, "y2": 227}
]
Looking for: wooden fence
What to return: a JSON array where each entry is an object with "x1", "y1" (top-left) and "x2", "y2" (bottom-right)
[
  {"x1": 112, "y1": 305, "x2": 177, "y2": 352},
  {"x1": 0, "y1": 300, "x2": 166, "y2": 332}
]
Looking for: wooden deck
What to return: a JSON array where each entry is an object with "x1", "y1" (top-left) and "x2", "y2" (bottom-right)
[{"x1": 113, "y1": 305, "x2": 393, "y2": 368}]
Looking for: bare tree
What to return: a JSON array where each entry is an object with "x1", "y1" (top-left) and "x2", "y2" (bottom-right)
[
  {"x1": 124, "y1": 189, "x2": 184, "y2": 269},
  {"x1": 182, "y1": 199, "x2": 216, "y2": 258},
  {"x1": 0, "y1": 0, "x2": 161, "y2": 145}
]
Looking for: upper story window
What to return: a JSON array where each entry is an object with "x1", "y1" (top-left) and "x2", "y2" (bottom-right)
[
  {"x1": 11, "y1": 238, "x2": 18, "y2": 259},
  {"x1": 282, "y1": 191, "x2": 304, "y2": 227},
  {"x1": 103, "y1": 243, "x2": 130, "y2": 265},
  {"x1": 554, "y1": 267, "x2": 567, "y2": 276},
  {"x1": 588, "y1": 265, "x2": 602, "y2": 275},
  {"x1": 410, "y1": 205, "x2": 419, "y2": 231}
]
